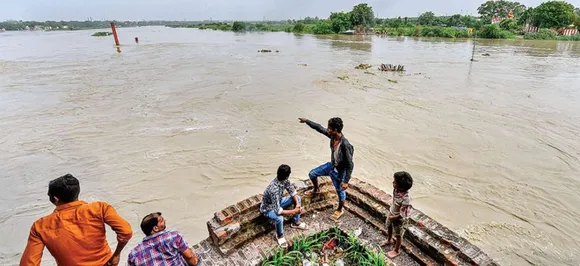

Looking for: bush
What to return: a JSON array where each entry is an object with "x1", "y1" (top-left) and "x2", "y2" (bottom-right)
[
  {"x1": 232, "y1": 21, "x2": 247, "y2": 32},
  {"x1": 524, "y1": 28, "x2": 559, "y2": 39},
  {"x1": 499, "y1": 19, "x2": 520, "y2": 33},
  {"x1": 312, "y1": 21, "x2": 334, "y2": 34},
  {"x1": 480, "y1": 24, "x2": 503, "y2": 39},
  {"x1": 293, "y1": 23, "x2": 305, "y2": 33}
]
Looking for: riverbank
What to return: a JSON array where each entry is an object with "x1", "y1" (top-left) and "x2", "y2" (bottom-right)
[{"x1": 166, "y1": 23, "x2": 580, "y2": 41}]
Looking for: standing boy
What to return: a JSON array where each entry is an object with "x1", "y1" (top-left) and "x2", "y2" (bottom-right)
[{"x1": 382, "y1": 171, "x2": 413, "y2": 258}]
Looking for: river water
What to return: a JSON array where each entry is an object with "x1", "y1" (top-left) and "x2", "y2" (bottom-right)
[{"x1": 1, "y1": 26, "x2": 579, "y2": 265}]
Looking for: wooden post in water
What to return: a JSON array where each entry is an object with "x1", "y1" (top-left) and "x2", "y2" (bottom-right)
[{"x1": 110, "y1": 22, "x2": 120, "y2": 46}]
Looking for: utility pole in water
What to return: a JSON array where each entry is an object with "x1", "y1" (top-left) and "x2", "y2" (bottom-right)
[{"x1": 110, "y1": 22, "x2": 121, "y2": 53}]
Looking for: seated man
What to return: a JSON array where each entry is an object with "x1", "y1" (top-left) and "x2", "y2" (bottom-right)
[
  {"x1": 20, "y1": 174, "x2": 133, "y2": 266},
  {"x1": 260, "y1": 164, "x2": 307, "y2": 247},
  {"x1": 128, "y1": 212, "x2": 202, "y2": 266}
]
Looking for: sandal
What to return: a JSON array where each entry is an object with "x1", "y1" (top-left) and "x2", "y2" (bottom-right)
[
  {"x1": 304, "y1": 189, "x2": 320, "y2": 197},
  {"x1": 330, "y1": 210, "x2": 344, "y2": 220},
  {"x1": 275, "y1": 235, "x2": 288, "y2": 248},
  {"x1": 290, "y1": 222, "x2": 308, "y2": 230}
]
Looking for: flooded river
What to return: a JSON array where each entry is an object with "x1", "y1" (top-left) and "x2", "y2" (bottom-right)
[{"x1": 1, "y1": 26, "x2": 579, "y2": 265}]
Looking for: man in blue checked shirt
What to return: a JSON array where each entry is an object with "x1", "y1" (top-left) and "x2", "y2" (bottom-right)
[
  {"x1": 260, "y1": 164, "x2": 308, "y2": 247},
  {"x1": 127, "y1": 212, "x2": 202, "y2": 266}
]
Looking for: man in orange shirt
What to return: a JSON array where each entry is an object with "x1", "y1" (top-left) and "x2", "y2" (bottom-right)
[{"x1": 20, "y1": 174, "x2": 133, "y2": 266}]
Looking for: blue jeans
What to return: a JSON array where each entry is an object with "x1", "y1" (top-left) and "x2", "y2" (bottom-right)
[
  {"x1": 309, "y1": 162, "x2": 346, "y2": 202},
  {"x1": 264, "y1": 196, "x2": 301, "y2": 238}
]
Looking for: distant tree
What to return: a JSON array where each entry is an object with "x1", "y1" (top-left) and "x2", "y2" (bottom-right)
[
  {"x1": 350, "y1": 3, "x2": 375, "y2": 28},
  {"x1": 517, "y1": 7, "x2": 535, "y2": 25},
  {"x1": 312, "y1": 20, "x2": 334, "y2": 34},
  {"x1": 418, "y1": 11, "x2": 438, "y2": 26},
  {"x1": 232, "y1": 21, "x2": 246, "y2": 31},
  {"x1": 499, "y1": 19, "x2": 520, "y2": 32},
  {"x1": 447, "y1": 14, "x2": 462, "y2": 26},
  {"x1": 532, "y1": 1, "x2": 575, "y2": 28},
  {"x1": 293, "y1": 22, "x2": 305, "y2": 33},
  {"x1": 460, "y1": 15, "x2": 483, "y2": 28},
  {"x1": 329, "y1": 12, "x2": 352, "y2": 33},
  {"x1": 477, "y1": 0, "x2": 526, "y2": 22}
]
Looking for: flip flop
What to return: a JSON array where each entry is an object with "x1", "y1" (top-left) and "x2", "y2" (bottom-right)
[
  {"x1": 290, "y1": 222, "x2": 308, "y2": 230},
  {"x1": 273, "y1": 234, "x2": 288, "y2": 248},
  {"x1": 304, "y1": 189, "x2": 320, "y2": 197},
  {"x1": 330, "y1": 210, "x2": 344, "y2": 220}
]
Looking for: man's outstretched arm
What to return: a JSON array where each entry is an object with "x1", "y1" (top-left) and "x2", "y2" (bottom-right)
[{"x1": 298, "y1": 118, "x2": 330, "y2": 138}]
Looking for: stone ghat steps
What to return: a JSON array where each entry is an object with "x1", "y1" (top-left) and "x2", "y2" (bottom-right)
[
  {"x1": 208, "y1": 177, "x2": 337, "y2": 255},
  {"x1": 204, "y1": 177, "x2": 498, "y2": 266},
  {"x1": 218, "y1": 200, "x2": 337, "y2": 255},
  {"x1": 347, "y1": 179, "x2": 498, "y2": 266}
]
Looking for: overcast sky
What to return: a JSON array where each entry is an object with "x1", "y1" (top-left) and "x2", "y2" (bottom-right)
[{"x1": 1, "y1": 0, "x2": 578, "y2": 21}]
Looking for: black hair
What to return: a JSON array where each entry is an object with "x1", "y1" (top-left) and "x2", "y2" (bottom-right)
[
  {"x1": 394, "y1": 171, "x2": 413, "y2": 192},
  {"x1": 328, "y1": 117, "x2": 344, "y2": 133},
  {"x1": 141, "y1": 212, "x2": 162, "y2": 236},
  {"x1": 276, "y1": 164, "x2": 291, "y2": 181},
  {"x1": 48, "y1": 174, "x2": 80, "y2": 203}
]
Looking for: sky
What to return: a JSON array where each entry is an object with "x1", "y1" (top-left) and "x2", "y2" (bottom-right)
[{"x1": 0, "y1": 0, "x2": 578, "y2": 21}]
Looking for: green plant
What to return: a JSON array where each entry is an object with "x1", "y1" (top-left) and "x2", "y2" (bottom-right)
[
  {"x1": 312, "y1": 21, "x2": 334, "y2": 34},
  {"x1": 232, "y1": 21, "x2": 247, "y2": 32},
  {"x1": 523, "y1": 28, "x2": 559, "y2": 39},
  {"x1": 293, "y1": 22, "x2": 305, "y2": 33},
  {"x1": 261, "y1": 248, "x2": 302, "y2": 266}
]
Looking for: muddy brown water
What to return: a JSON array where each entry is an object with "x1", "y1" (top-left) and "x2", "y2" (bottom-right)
[{"x1": 1, "y1": 26, "x2": 579, "y2": 265}]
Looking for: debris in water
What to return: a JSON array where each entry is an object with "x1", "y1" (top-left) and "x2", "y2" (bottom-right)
[
  {"x1": 482, "y1": 53, "x2": 491, "y2": 56},
  {"x1": 379, "y1": 64, "x2": 405, "y2": 72},
  {"x1": 355, "y1": 64, "x2": 372, "y2": 70},
  {"x1": 337, "y1": 75, "x2": 349, "y2": 80},
  {"x1": 258, "y1": 49, "x2": 272, "y2": 53},
  {"x1": 298, "y1": 63, "x2": 308, "y2": 66},
  {"x1": 364, "y1": 71, "x2": 375, "y2": 75},
  {"x1": 388, "y1": 79, "x2": 398, "y2": 83}
]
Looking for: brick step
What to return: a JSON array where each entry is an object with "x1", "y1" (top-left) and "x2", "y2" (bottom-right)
[
  {"x1": 344, "y1": 203, "x2": 439, "y2": 266},
  {"x1": 348, "y1": 180, "x2": 496, "y2": 265},
  {"x1": 217, "y1": 200, "x2": 336, "y2": 255},
  {"x1": 345, "y1": 188, "x2": 473, "y2": 266}
]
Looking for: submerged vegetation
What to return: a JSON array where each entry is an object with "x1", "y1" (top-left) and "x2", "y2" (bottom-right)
[
  {"x1": 260, "y1": 227, "x2": 390, "y2": 266},
  {"x1": 91, "y1": 32, "x2": 112, "y2": 37}
]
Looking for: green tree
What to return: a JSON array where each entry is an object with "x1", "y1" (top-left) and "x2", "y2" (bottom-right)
[
  {"x1": 499, "y1": 19, "x2": 520, "y2": 32},
  {"x1": 293, "y1": 22, "x2": 305, "y2": 33},
  {"x1": 532, "y1": 1, "x2": 575, "y2": 28},
  {"x1": 329, "y1": 12, "x2": 352, "y2": 33},
  {"x1": 418, "y1": 11, "x2": 438, "y2": 26},
  {"x1": 517, "y1": 7, "x2": 535, "y2": 25},
  {"x1": 312, "y1": 20, "x2": 333, "y2": 34},
  {"x1": 350, "y1": 3, "x2": 375, "y2": 28},
  {"x1": 477, "y1": 0, "x2": 526, "y2": 22},
  {"x1": 232, "y1": 21, "x2": 247, "y2": 31},
  {"x1": 447, "y1": 14, "x2": 462, "y2": 27}
]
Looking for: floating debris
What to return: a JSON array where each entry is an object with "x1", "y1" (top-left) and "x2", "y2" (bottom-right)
[
  {"x1": 379, "y1": 64, "x2": 405, "y2": 72},
  {"x1": 258, "y1": 49, "x2": 272, "y2": 53},
  {"x1": 355, "y1": 64, "x2": 372, "y2": 70},
  {"x1": 388, "y1": 79, "x2": 398, "y2": 83},
  {"x1": 298, "y1": 63, "x2": 308, "y2": 66},
  {"x1": 364, "y1": 71, "x2": 375, "y2": 75},
  {"x1": 337, "y1": 75, "x2": 349, "y2": 80},
  {"x1": 91, "y1": 32, "x2": 112, "y2": 37},
  {"x1": 482, "y1": 53, "x2": 491, "y2": 56}
]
